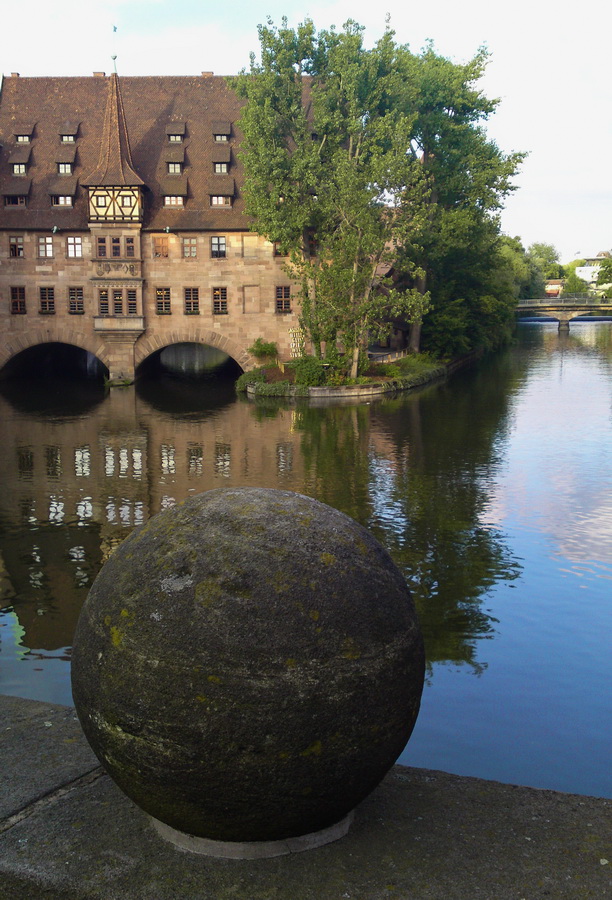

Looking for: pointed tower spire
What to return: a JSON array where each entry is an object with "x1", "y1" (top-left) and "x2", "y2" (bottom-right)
[{"x1": 83, "y1": 72, "x2": 144, "y2": 187}]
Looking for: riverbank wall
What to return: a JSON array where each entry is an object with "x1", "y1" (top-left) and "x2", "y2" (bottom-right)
[
  {"x1": 244, "y1": 352, "x2": 483, "y2": 403},
  {"x1": 1, "y1": 694, "x2": 611, "y2": 899}
]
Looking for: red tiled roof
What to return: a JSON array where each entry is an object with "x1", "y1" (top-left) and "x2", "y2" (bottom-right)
[{"x1": 0, "y1": 74, "x2": 249, "y2": 232}]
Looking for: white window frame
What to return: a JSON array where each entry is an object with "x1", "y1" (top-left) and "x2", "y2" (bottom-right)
[
  {"x1": 38, "y1": 236, "x2": 53, "y2": 258},
  {"x1": 67, "y1": 236, "x2": 82, "y2": 258},
  {"x1": 211, "y1": 195, "x2": 231, "y2": 207}
]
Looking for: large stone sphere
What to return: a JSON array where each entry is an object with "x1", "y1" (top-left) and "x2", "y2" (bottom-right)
[{"x1": 71, "y1": 488, "x2": 424, "y2": 843}]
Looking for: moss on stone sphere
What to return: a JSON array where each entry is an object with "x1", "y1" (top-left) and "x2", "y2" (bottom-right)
[{"x1": 71, "y1": 488, "x2": 425, "y2": 843}]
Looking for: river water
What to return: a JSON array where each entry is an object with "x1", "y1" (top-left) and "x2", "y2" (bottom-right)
[{"x1": 1, "y1": 323, "x2": 611, "y2": 798}]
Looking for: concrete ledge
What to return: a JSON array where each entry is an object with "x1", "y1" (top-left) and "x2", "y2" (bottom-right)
[{"x1": 1, "y1": 695, "x2": 611, "y2": 899}]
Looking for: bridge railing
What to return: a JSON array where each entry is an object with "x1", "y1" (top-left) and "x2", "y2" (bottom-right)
[{"x1": 517, "y1": 295, "x2": 607, "y2": 307}]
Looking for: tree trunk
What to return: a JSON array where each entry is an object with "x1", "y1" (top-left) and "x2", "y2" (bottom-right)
[
  {"x1": 408, "y1": 320, "x2": 422, "y2": 353},
  {"x1": 350, "y1": 344, "x2": 360, "y2": 380},
  {"x1": 409, "y1": 270, "x2": 428, "y2": 353}
]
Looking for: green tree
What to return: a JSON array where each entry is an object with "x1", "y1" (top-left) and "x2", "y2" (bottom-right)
[
  {"x1": 562, "y1": 271, "x2": 590, "y2": 295},
  {"x1": 564, "y1": 258, "x2": 586, "y2": 275},
  {"x1": 392, "y1": 45, "x2": 525, "y2": 354},
  {"x1": 233, "y1": 18, "x2": 428, "y2": 377},
  {"x1": 596, "y1": 258, "x2": 612, "y2": 288},
  {"x1": 527, "y1": 242, "x2": 563, "y2": 281}
]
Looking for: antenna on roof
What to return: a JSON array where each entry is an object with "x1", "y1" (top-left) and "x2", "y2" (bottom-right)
[{"x1": 111, "y1": 23, "x2": 118, "y2": 73}]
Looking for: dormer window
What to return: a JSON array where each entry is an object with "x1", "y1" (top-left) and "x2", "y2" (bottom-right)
[
  {"x1": 164, "y1": 195, "x2": 184, "y2": 206},
  {"x1": 59, "y1": 122, "x2": 79, "y2": 143},
  {"x1": 214, "y1": 162, "x2": 228, "y2": 173},
  {"x1": 13, "y1": 163, "x2": 26, "y2": 175},
  {"x1": 167, "y1": 162, "x2": 182, "y2": 174},
  {"x1": 52, "y1": 195, "x2": 73, "y2": 206},
  {"x1": 58, "y1": 163, "x2": 73, "y2": 175},
  {"x1": 211, "y1": 195, "x2": 232, "y2": 207},
  {"x1": 212, "y1": 120, "x2": 231, "y2": 142},
  {"x1": 14, "y1": 123, "x2": 34, "y2": 144},
  {"x1": 166, "y1": 122, "x2": 186, "y2": 144}
]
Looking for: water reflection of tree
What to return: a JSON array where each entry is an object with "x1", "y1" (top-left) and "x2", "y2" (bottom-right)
[
  {"x1": 293, "y1": 405, "x2": 374, "y2": 523},
  {"x1": 367, "y1": 354, "x2": 524, "y2": 674},
  {"x1": 289, "y1": 357, "x2": 525, "y2": 674}
]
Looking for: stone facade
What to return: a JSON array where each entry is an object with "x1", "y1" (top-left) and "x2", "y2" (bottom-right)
[{"x1": 0, "y1": 73, "x2": 303, "y2": 381}]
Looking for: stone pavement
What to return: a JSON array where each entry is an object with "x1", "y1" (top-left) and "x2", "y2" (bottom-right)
[{"x1": 1, "y1": 695, "x2": 611, "y2": 900}]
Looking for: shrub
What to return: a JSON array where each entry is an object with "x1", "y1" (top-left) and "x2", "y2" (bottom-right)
[
  {"x1": 375, "y1": 363, "x2": 401, "y2": 378},
  {"x1": 289, "y1": 356, "x2": 327, "y2": 386},
  {"x1": 248, "y1": 338, "x2": 278, "y2": 360},
  {"x1": 235, "y1": 367, "x2": 266, "y2": 393}
]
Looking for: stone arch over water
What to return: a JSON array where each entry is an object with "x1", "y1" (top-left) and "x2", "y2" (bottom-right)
[
  {"x1": 0, "y1": 329, "x2": 110, "y2": 375},
  {"x1": 134, "y1": 330, "x2": 256, "y2": 373}
]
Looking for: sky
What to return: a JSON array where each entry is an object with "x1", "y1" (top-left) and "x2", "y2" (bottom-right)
[{"x1": 3, "y1": 0, "x2": 611, "y2": 263}]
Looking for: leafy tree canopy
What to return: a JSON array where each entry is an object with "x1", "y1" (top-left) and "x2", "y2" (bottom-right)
[
  {"x1": 562, "y1": 271, "x2": 590, "y2": 294},
  {"x1": 596, "y1": 257, "x2": 612, "y2": 286},
  {"x1": 527, "y1": 242, "x2": 563, "y2": 280},
  {"x1": 233, "y1": 18, "x2": 524, "y2": 368}
]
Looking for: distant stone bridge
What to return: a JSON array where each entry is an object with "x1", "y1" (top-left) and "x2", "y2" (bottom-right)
[{"x1": 516, "y1": 296, "x2": 612, "y2": 329}]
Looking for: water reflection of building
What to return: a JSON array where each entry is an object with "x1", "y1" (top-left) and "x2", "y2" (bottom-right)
[{"x1": 0, "y1": 386, "x2": 306, "y2": 654}]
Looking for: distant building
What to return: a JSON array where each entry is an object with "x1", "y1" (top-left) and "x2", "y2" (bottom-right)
[
  {"x1": 575, "y1": 251, "x2": 611, "y2": 287},
  {"x1": 545, "y1": 279, "x2": 563, "y2": 298},
  {"x1": 0, "y1": 72, "x2": 303, "y2": 381}
]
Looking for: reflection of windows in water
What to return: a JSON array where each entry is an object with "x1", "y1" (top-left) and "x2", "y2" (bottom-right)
[
  {"x1": 29, "y1": 546, "x2": 45, "y2": 588},
  {"x1": 187, "y1": 445, "x2": 203, "y2": 476},
  {"x1": 68, "y1": 546, "x2": 86, "y2": 561},
  {"x1": 106, "y1": 500, "x2": 117, "y2": 523},
  {"x1": 74, "y1": 446, "x2": 91, "y2": 477},
  {"x1": 120, "y1": 500, "x2": 132, "y2": 525},
  {"x1": 132, "y1": 449, "x2": 143, "y2": 476},
  {"x1": 214, "y1": 443, "x2": 231, "y2": 477},
  {"x1": 74, "y1": 567, "x2": 90, "y2": 588},
  {"x1": 134, "y1": 502, "x2": 145, "y2": 525},
  {"x1": 20, "y1": 498, "x2": 36, "y2": 524},
  {"x1": 105, "y1": 447, "x2": 115, "y2": 477},
  {"x1": 161, "y1": 495, "x2": 176, "y2": 510},
  {"x1": 17, "y1": 446, "x2": 34, "y2": 478},
  {"x1": 276, "y1": 443, "x2": 293, "y2": 475},
  {"x1": 161, "y1": 444, "x2": 176, "y2": 475},
  {"x1": 48, "y1": 495, "x2": 64, "y2": 523},
  {"x1": 29, "y1": 569, "x2": 45, "y2": 590},
  {"x1": 119, "y1": 448, "x2": 129, "y2": 477},
  {"x1": 45, "y1": 446, "x2": 61, "y2": 478},
  {"x1": 76, "y1": 498, "x2": 93, "y2": 522}
]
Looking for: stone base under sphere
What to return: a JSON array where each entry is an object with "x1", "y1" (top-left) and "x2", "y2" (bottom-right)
[{"x1": 71, "y1": 488, "x2": 425, "y2": 844}]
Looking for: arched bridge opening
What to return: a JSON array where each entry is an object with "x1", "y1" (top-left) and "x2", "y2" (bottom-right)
[
  {"x1": 0, "y1": 342, "x2": 109, "y2": 382},
  {"x1": 135, "y1": 343, "x2": 245, "y2": 415},
  {"x1": 0, "y1": 343, "x2": 109, "y2": 417},
  {"x1": 136, "y1": 342, "x2": 244, "y2": 382}
]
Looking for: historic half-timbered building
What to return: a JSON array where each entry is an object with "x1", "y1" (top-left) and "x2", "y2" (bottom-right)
[{"x1": 0, "y1": 71, "x2": 302, "y2": 381}]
